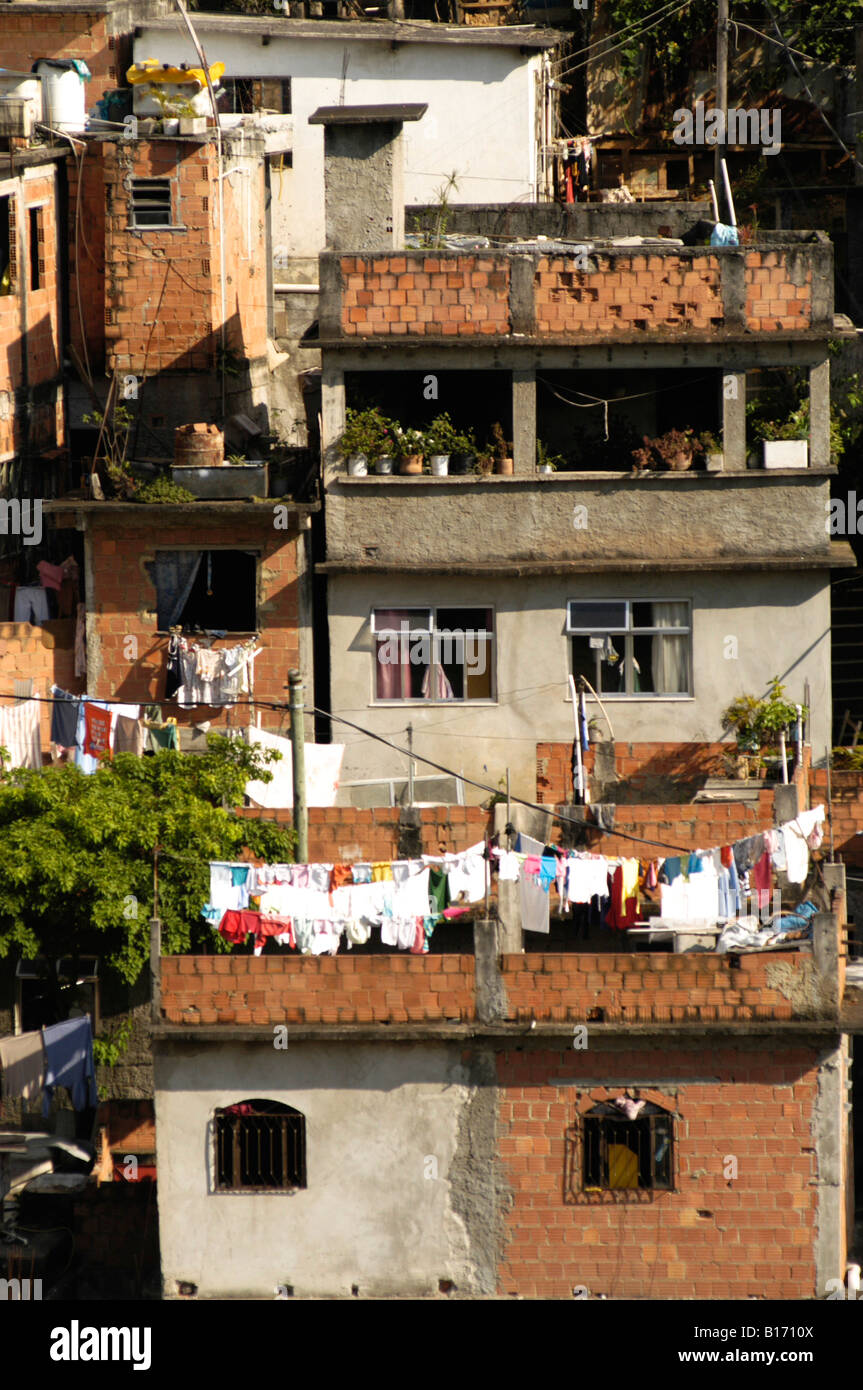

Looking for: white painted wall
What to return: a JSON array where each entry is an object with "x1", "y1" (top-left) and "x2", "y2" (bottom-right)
[
  {"x1": 154, "y1": 1042, "x2": 478, "y2": 1298},
  {"x1": 326, "y1": 569, "x2": 832, "y2": 800},
  {"x1": 134, "y1": 27, "x2": 542, "y2": 260}
]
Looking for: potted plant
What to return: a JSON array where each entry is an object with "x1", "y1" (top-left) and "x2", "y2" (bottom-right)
[
  {"x1": 474, "y1": 446, "x2": 494, "y2": 477},
  {"x1": 490, "y1": 421, "x2": 513, "y2": 476},
  {"x1": 171, "y1": 423, "x2": 268, "y2": 498},
  {"x1": 537, "y1": 441, "x2": 564, "y2": 475},
  {"x1": 375, "y1": 418, "x2": 399, "y2": 474},
  {"x1": 699, "y1": 430, "x2": 724, "y2": 472},
  {"x1": 721, "y1": 679, "x2": 806, "y2": 780},
  {"x1": 395, "y1": 426, "x2": 425, "y2": 475},
  {"x1": 632, "y1": 428, "x2": 699, "y2": 473},
  {"x1": 425, "y1": 413, "x2": 457, "y2": 477},
  {"x1": 755, "y1": 407, "x2": 809, "y2": 470},
  {"x1": 449, "y1": 427, "x2": 477, "y2": 476},
  {"x1": 340, "y1": 407, "x2": 389, "y2": 476}
]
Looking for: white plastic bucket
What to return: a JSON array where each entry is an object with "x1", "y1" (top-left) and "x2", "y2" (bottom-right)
[{"x1": 33, "y1": 61, "x2": 86, "y2": 133}]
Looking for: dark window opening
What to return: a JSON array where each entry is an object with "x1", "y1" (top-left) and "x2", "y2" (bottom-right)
[
  {"x1": 150, "y1": 549, "x2": 257, "y2": 633},
  {"x1": 16, "y1": 956, "x2": 100, "y2": 1034},
  {"x1": 130, "y1": 178, "x2": 173, "y2": 229},
  {"x1": 582, "y1": 1102, "x2": 673, "y2": 1191},
  {"x1": 665, "y1": 159, "x2": 689, "y2": 191},
  {"x1": 220, "y1": 78, "x2": 291, "y2": 115},
  {"x1": 0, "y1": 195, "x2": 12, "y2": 296},
  {"x1": 215, "y1": 1100, "x2": 306, "y2": 1191},
  {"x1": 28, "y1": 206, "x2": 43, "y2": 291}
]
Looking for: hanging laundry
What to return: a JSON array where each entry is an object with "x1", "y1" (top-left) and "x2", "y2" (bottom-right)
[
  {"x1": 0, "y1": 1029, "x2": 45, "y2": 1102},
  {"x1": 50, "y1": 687, "x2": 78, "y2": 756},
  {"x1": 605, "y1": 861, "x2": 639, "y2": 930},
  {"x1": 13, "y1": 585, "x2": 50, "y2": 625},
  {"x1": 42, "y1": 1017, "x2": 98, "y2": 1115},
  {"x1": 751, "y1": 850, "x2": 773, "y2": 911},
  {"x1": 520, "y1": 869, "x2": 550, "y2": 934},
  {"x1": 83, "y1": 703, "x2": 113, "y2": 760},
  {"x1": 244, "y1": 726, "x2": 344, "y2": 809},
  {"x1": 0, "y1": 698, "x2": 42, "y2": 769},
  {"x1": 114, "y1": 714, "x2": 147, "y2": 755}
]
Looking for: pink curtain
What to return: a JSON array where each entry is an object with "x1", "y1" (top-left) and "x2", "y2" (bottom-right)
[{"x1": 375, "y1": 609, "x2": 413, "y2": 699}]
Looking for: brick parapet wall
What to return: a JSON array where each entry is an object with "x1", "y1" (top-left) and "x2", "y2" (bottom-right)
[
  {"x1": 236, "y1": 804, "x2": 493, "y2": 862},
  {"x1": 0, "y1": 11, "x2": 121, "y2": 110},
  {"x1": 333, "y1": 247, "x2": 823, "y2": 341},
  {"x1": 0, "y1": 619, "x2": 81, "y2": 751}
]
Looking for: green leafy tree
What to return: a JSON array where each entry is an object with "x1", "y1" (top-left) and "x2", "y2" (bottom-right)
[{"x1": 0, "y1": 735, "x2": 295, "y2": 989}]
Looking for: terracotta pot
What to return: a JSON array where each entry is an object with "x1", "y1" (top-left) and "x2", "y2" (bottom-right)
[
  {"x1": 494, "y1": 456, "x2": 514, "y2": 475},
  {"x1": 667, "y1": 449, "x2": 693, "y2": 472},
  {"x1": 398, "y1": 454, "x2": 423, "y2": 475}
]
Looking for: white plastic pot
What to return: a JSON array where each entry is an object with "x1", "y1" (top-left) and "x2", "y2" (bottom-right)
[
  {"x1": 429, "y1": 454, "x2": 449, "y2": 477},
  {"x1": 375, "y1": 456, "x2": 394, "y2": 475},
  {"x1": 346, "y1": 453, "x2": 368, "y2": 477},
  {"x1": 763, "y1": 440, "x2": 808, "y2": 469}
]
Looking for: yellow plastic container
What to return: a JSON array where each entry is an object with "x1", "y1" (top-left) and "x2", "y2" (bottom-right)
[{"x1": 126, "y1": 59, "x2": 225, "y2": 93}]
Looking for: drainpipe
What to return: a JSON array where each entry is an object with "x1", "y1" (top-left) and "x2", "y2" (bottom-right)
[{"x1": 172, "y1": 0, "x2": 227, "y2": 423}]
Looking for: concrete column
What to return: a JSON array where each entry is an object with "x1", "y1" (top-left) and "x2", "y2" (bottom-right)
[
  {"x1": 320, "y1": 364, "x2": 345, "y2": 486},
  {"x1": 512, "y1": 368, "x2": 536, "y2": 475},
  {"x1": 809, "y1": 358, "x2": 831, "y2": 469},
  {"x1": 773, "y1": 782, "x2": 800, "y2": 824},
  {"x1": 813, "y1": 1040, "x2": 846, "y2": 1297},
  {"x1": 473, "y1": 918, "x2": 507, "y2": 1022},
  {"x1": 493, "y1": 802, "x2": 523, "y2": 953},
  {"x1": 721, "y1": 371, "x2": 747, "y2": 471},
  {"x1": 813, "y1": 912, "x2": 841, "y2": 1018}
]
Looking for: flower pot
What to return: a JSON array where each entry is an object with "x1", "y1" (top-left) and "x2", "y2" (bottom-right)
[
  {"x1": 399, "y1": 454, "x2": 423, "y2": 475},
  {"x1": 706, "y1": 452, "x2": 724, "y2": 473},
  {"x1": 429, "y1": 454, "x2": 449, "y2": 477},
  {"x1": 666, "y1": 449, "x2": 693, "y2": 472},
  {"x1": 449, "y1": 453, "x2": 474, "y2": 475},
  {"x1": 179, "y1": 115, "x2": 207, "y2": 135},
  {"x1": 763, "y1": 440, "x2": 808, "y2": 469},
  {"x1": 494, "y1": 457, "x2": 514, "y2": 476},
  {"x1": 162, "y1": 117, "x2": 179, "y2": 135},
  {"x1": 346, "y1": 453, "x2": 368, "y2": 477},
  {"x1": 375, "y1": 455, "x2": 394, "y2": 475},
  {"x1": 539, "y1": 463, "x2": 554, "y2": 475}
]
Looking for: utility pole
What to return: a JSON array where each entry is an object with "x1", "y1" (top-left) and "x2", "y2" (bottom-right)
[
  {"x1": 714, "y1": 0, "x2": 729, "y2": 201},
  {"x1": 289, "y1": 669, "x2": 308, "y2": 863}
]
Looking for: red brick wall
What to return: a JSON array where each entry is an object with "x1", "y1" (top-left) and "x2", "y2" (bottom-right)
[
  {"x1": 811, "y1": 769, "x2": 863, "y2": 865},
  {"x1": 537, "y1": 739, "x2": 730, "y2": 804},
  {"x1": 0, "y1": 618, "x2": 81, "y2": 751},
  {"x1": 0, "y1": 167, "x2": 63, "y2": 458},
  {"x1": 236, "y1": 804, "x2": 492, "y2": 860},
  {"x1": 501, "y1": 951, "x2": 817, "y2": 1023},
  {"x1": 67, "y1": 146, "x2": 107, "y2": 375},
  {"x1": 496, "y1": 1044, "x2": 820, "y2": 1298},
  {"x1": 0, "y1": 10, "x2": 121, "y2": 110},
  {"x1": 74, "y1": 139, "x2": 268, "y2": 376},
  {"x1": 337, "y1": 249, "x2": 814, "y2": 340},
  {"x1": 87, "y1": 515, "x2": 300, "y2": 724},
  {"x1": 160, "y1": 953, "x2": 477, "y2": 1024}
]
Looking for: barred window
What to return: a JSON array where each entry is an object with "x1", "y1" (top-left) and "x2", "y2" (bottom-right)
[
  {"x1": 582, "y1": 1101, "x2": 673, "y2": 1191},
  {"x1": 215, "y1": 1100, "x2": 306, "y2": 1192}
]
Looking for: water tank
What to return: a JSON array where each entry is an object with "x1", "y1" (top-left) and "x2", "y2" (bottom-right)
[
  {"x1": 32, "y1": 60, "x2": 87, "y2": 133},
  {"x1": 174, "y1": 423, "x2": 225, "y2": 468},
  {"x1": 0, "y1": 70, "x2": 42, "y2": 120}
]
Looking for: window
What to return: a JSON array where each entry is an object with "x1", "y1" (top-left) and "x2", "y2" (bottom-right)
[
  {"x1": 0, "y1": 194, "x2": 13, "y2": 295},
  {"x1": 582, "y1": 1101, "x2": 673, "y2": 1191},
  {"x1": 130, "y1": 178, "x2": 173, "y2": 229},
  {"x1": 28, "y1": 206, "x2": 43, "y2": 291},
  {"x1": 15, "y1": 957, "x2": 100, "y2": 1035},
  {"x1": 148, "y1": 550, "x2": 258, "y2": 633},
  {"x1": 567, "y1": 598, "x2": 691, "y2": 696},
  {"x1": 215, "y1": 1100, "x2": 306, "y2": 1192},
  {"x1": 220, "y1": 78, "x2": 291, "y2": 115},
  {"x1": 372, "y1": 606, "x2": 494, "y2": 702}
]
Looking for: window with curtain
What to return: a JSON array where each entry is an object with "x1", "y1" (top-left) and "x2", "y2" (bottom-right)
[
  {"x1": 148, "y1": 550, "x2": 258, "y2": 632},
  {"x1": 372, "y1": 606, "x2": 494, "y2": 702},
  {"x1": 567, "y1": 598, "x2": 691, "y2": 696}
]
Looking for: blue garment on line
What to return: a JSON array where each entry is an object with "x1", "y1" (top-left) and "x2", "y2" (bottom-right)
[
  {"x1": 42, "y1": 1017, "x2": 98, "y2": 1115},
  {"x1": 660, "y1": 856, "x2": 682, "y2": 885},
  {"x1": 539, "y1": 856, "x2": 558, "y2": 893}
]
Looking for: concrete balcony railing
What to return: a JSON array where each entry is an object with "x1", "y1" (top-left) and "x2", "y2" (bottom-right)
[{"x1": 318, "y1": 234, "x2": 833, "y2": 345}]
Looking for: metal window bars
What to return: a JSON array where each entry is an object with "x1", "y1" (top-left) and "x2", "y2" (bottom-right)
[{"x1": 215, "y1": 1108, "x2": 306, "y2": 1192}]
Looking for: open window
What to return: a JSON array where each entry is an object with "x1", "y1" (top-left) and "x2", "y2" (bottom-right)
[
  {"x1": 582, "y1": 1100, "x2": 673, "y2": 1191},
  {"x1": 15, "y1": 957, "x2": 100, "y2": 1035},
  {"x1": 148, "y1": 550, "x2": 258, "y2": 633},
  {"x1": 220, "y1": 78, "x2": 291, "y2": 115},
  {"x1": 372, "y1": 605, "x2": 494, "y2": 702},
  {"x1": 28, "y1": 206, "x2": 43, "y2": 291},
  {"x1": 0, "y1": 194, "x2": 13, "y2": 295},
  {"x1": 215, "y1": 1100, "x2": 306, "y2": 1192},
  {"x1": 567, "y1": 598, "x2": 691, "y2": 696}
]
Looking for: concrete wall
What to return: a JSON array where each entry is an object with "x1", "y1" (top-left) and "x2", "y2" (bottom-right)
[
  {"x1": 408, "y1": 200, "x2": 713, "y2": 241},
  {"x1": 134, "y1": 27, "x2": 543, "y2": 260},
  {"x1": 154, "y1": 1040, "x2": 502, "y2": 1298},
  {"x1": 322, "y1": 122, "x2": 403, "y2": 254},
  {"x1": 325, "y1": 567, "x2": 831, "y2": 797}
]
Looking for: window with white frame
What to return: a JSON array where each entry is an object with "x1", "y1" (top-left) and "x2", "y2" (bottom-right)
[
  {"x1": 372, "y1": 606, "x2": 494, "y2": 702},
  {"x1": 566, "y1": 599, "x2": 691, "y2": 696}
]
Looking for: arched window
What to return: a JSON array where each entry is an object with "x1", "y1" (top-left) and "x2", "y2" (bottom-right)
[
  {"x1": 582, "y1": 1100, "x2": 673, "y2": 1192},
  {"x1": 214, "y1": 1100, "x2": 306, "y2": 1192}
]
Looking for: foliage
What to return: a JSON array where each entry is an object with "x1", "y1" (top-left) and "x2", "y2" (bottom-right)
[
  {"x1": 832, "y1": 747, "x2": 863, "y2": 771},
  {"x1": 450, "y1": 427, "x2": 477, "y2": 456},
  {"x1": 537, "y1": 440, "x2": 564, "y2": 471},
  {"x1": 631, "y1": 427, "x2": 703, "y2": 471},
  {"x1": 393, "y1": 425, "x2": 425, "y2": 457},
  {"x1": 134, "y1": 474, "x2": 196, "y2": 504},
  {"x1": 698, "y1": 430, "x2": 721, "y2": 454},
  {"x1": 0, "y1": 736, "x2": 295, "y2": 985},
  {"x1": 92, "y1": 1016, "x2": 133, "y2": 1068},
  {"x1": 745, "y1": 363, "x2": 861, "y2": 463},
  {"x1": 412, "y1": 171, "x2": 459, "y2": 249},
  {"x1": 490, "y1": 422, "x2": 511, "y2": 461},
  {"x1": 340, "y1": 407, "x2": 394, "y2": 459},
  {"x1": 424, "y1": 413, "x2": 459, "y2": 455},
  {"x1": 722, "y1": 678, "x2": 805, "y2": 751}
]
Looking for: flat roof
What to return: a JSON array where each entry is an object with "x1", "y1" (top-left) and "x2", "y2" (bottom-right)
[
  {"x1": 309, "y1": 102, "x2": 427, "y2": 125},
  {"x1": 138, "y1": 15, "x2": 562, "y2": 49}
]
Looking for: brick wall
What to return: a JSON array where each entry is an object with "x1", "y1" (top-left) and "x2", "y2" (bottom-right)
[
  {"x1": 0, "y1": 167, "x2": 64, "y2": 458},
  {"x1": 811, "y1": 769, "x2": 863, "y2": 865},
  {"x1": 495, "y1": 1044, "x2": 820, "y2": 1298},
  {"x1": 537, "y1": 739, "x2": 730, "y2": 804},
  {"x1": 0, "y1": 618, "x2": 80, "y2": 750},
  {"x1": 501, "y1": 951, "x2": 819, "y2": 1023},
  {"x1": 334, "y1": 247, "x2": 817, "y2": 341},
  {"x1": 87, "y1": 515, "x2": 300, "y2": 723},
  {"x1": 160, "y1": 953, "x2": 477, "y2": 1024},
  {"x1": 237, "y1": 804, "x2": 493, "y2": 860},
  {"x1": 73, "y1": 139, "x2": 268, "y2": 377},
  {"x1": 0, "y1": 10, "x2": 121, "y2": 110}
]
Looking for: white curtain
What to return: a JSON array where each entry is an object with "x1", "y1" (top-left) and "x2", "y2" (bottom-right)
[{"x1": 651, "y1": 602, "x2": 688, "y2": 693}]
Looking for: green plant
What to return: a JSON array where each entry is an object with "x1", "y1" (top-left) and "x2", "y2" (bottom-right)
[
  {"x1": 134, "y1": 475, "x2": 196, "y2": 504},
  {"x1": 424, "y1": 413, "x2": 458, "y2": 455},
  {"x1": 413, "y1": 171, "x2": 459, "y2": 249},
  {"x1": 394, "y1": 425, "x2": 425, "y2": 458},
  {"x1": 450, "y1": 427, "x2": 477, "y2": 456},
  {"x1": 722, "y1": 679, "x2": 806, "y2": 754},
  {"x1": 227, "y1": 452, "x2": 247, "y2": 465},
  {"x1": 148, "y1": 87, "x2": 198, "y2": 120},
  {"x1": 340, "y1": 407, "x2": 392, "y2": 459},
  {"x1": 698, "y1": 430, "x2": 721, "y2": 454},
  {"x1": 537, "y1": 440, "x2": 564, "y2": 471},
  {"x1": 832, "y1": 747, "x2": 863, "y2": 771},
  {"x1": 474, "y1": 447, "x2": 493, "y2": 475},
  {"x1": 93, "y1": 1015, "x2": 133, "y2": 1068}
]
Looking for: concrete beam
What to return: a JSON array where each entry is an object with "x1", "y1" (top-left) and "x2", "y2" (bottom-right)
[
  {"x1": 321, "y1": 363, "x2": 345, "y2": 485},
  {"x1": 473, "y1": 918, "x2": 508, "y2": 1023}
]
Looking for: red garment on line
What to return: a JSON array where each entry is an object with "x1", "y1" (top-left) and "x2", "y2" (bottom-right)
[
  {"x1": 604, "y1": 865, "x2": 638, "y2": 931},
  {"x1": 218, "y1": 910, "x2": 295, "y2": 951},
  {"x1": 83, "y1": 703, "x2": 112, "y2": 759},
  {"x1": 751, "y1": 851, "x2": 772, "y2": 911}
]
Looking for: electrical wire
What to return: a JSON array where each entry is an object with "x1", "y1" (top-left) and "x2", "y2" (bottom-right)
[
  {"x1": 554, "y1": 0, "x2": 697, "y2": 80},
  {"x1": 551, "y1": 0, "x2": 690, "y2": 69},
  {"x1": 762, "y1": 2, "x2": 863, "y2": 175}
]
